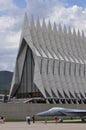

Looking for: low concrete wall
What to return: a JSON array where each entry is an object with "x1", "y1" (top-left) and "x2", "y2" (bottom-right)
[{"x1": 0, "y1": 103, "x2": 86, "y2": 120}]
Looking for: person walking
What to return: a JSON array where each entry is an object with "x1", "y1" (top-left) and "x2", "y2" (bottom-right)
[
  {"x1": 54, "y1": 117, "x2": 59, "y2": 124},
  {"x1": 32, "y1": 115, "x2": 35, "y2": 123},
  {"x1": 26, "y1": 116, "x2": 31, "y2": 124}
]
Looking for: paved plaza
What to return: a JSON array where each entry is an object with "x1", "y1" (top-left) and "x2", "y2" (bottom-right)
[{"x1": 0, "y1": 122, "x2": 86, "y2": 130}]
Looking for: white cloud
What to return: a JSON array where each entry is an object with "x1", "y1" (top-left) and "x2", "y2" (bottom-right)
[
  {"x1": 45, "y1": 5, "x2": 86, "y2": 34},
  {"x1": 0, "y1": 47, "x2": 17, "y2": 71},
  {"x1": 0, "y1": 63, "x2": 8, "y2": 70},
  {"x1": 0, "y1": 0, "x2": 17, "y2": 11},
  {"x1": 5, "y1": 31, "x2": 21, "y2": 48},
  {"x1": 25, "y1": 0, "x2": 63, "y2": 18},
  {"x1": 0, "y1": 16, "x2": 17, "y2": 31},
  {"x1": 0, "y1": 15, "x2": 22, "y2": 50},
  {"x1": 0, "y1": 62, "x2": 15, "y2": 71},
  {"x1": 0, "y1": 0, "x2": 86, "y2": 71},
  {"x1": 25, "y1": 0, "x2": 86, "y2": 34}
]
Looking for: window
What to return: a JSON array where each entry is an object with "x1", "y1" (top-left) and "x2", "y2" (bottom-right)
[
  {"x1": 53, "y1": 52, "x2": 59, "y2": 60},
  {"x1": 51, "y1": 89, "x2": 57, "y2": 97},
  {"x1": 47, "y1": 59, "x2": 49, "y2": 74},
  {"x1": 80, "y1": 92, "x2": 84, "y2": 98},
  {"x1": 69, "y1": 56, "x2": 74, "y2": 62},
  {"x1": 40, "y1": 59, "x2": 42, "y2": 74},
  {"x1": 58, "y1": 61, "x2": 60, "y2": 75},
  {"x1": 64, "y1": 55, "x2": 69, "y2": 62},
  {"x1": 74, "y1": 57, "x2": 79, "y2": 63},
  {"x1": 58, "y1": 52, "x2": 64, "y2": 61},
  {"x1": 34, "y1": 47, "x2": 41, "y2": 56},
  {"x1": 47, "y1": 49, "x2": 53, "y2": 58},
  {"x1": 69, "y1": 62, "x2": 71, "y2": 75},
  {"x1": 84, "y1": 64, "x2": 85, "y2": 76},
  {"x1": 57, "y1": 89, "x2": 63, "y2": 98},
  {"x1": 40, "y1": 48, "x2": 47, "y2": 58},
  {"x1": 53, "y1": 60, "x2": 55, "y2": 75},
  {"x1": 84, "y1": 59, "x2": 86, "y2": 64},
  {"x1": 63, "y1": 90, "x2": 69, "y2": 98},
  {"x1": 79, "y1": 64, "x2": 81, "y2": 76},
  {"x1": 79, "y1": 58, "x2": 84, "y2": 64},
  {"x1": 74, "y1": 92, "x2": 80, "y2": 99},
  {"x1": 44, "y1": 88, "x2": 51, "y2": 97},
  {"x1": 69, "y1": 91, "x2": 74, "y2": 98},
  {"x1": 74, "y1": 64, "x2": 76, "y2": 76},
  {"x1": 64, "y1": 62, "x2": 66, "y2": 75}
]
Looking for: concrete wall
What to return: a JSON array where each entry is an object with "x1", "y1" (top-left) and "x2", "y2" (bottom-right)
[{"x1": 0, "y1": 103, "x2": 86, "y2": 120}]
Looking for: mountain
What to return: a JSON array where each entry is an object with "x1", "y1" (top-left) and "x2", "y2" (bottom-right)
[{"x1": 0, "y1": 71, "x2": 13, "y2": 94}]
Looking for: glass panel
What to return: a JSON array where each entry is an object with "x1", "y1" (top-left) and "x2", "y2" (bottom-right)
[
  {"x1": 74, "y1": 57, "x2": 79, "y2": 63},
  {"x1": 53, "y1": 52, "x2": 59, "y2": 60},
  {"x1": 69, "y1": 56, "x2": 74, "y2": 62},
  {"x1": 84, "y1": 59, "x2": 86, "y2": 64},
  {"x1": 58, "y1": 52, "x2": 64, "y2": 61},
  {"x1": 63, "y1": 90, "x2": 69, "y2": 98},
  {"x1": 51, "y1": 89, "x2": 57, "y2": 97},
  {"x1": 64, "y1": 55, "x2": 69, "y2": 62},
  {"x1": 74, "y1": 92, "x2": 80, "y2": 99},
  {"x1": 47, "y1": 49, "x2": 53, "y2": 58},
  {"x1": 44, "y1": 88, "x2": 51, "y2": 97},
  {"x1": 40, "y1": 48, "x2": 47, "y2": 58},
  {"x1": 57, "y1": 89, "x2": 63, "y2": 98},
  {"x1": 79, "y1": 58, "x2": 84, "y2": 64},
  {"x1": 69, "y1": 91, "x2": 74, "y2": 98},
  {"x1": 34, "y1": 47, "x2": 41, "y2": 56},
  {"x1": 80, "y1": 92, "x2": 84, "y2": 98}
]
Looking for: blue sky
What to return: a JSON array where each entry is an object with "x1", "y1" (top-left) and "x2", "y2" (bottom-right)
[
  {"x1": 14, "y1": 0, "x2": 26, "y2": 8},
  {"x1": 0, "y1": 0, "x2": 86, "y2": 71},
  {"x1": 61, "y1": 0, "x2": 86, "y2": 7}
]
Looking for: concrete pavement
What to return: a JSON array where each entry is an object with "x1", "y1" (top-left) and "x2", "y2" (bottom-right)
[{"x1": 0, "y1": 122, "x2": 86, "y2": 130}]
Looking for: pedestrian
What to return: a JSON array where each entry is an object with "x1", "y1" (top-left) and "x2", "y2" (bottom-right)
[
  {"x1": 54, "y1": 117, "x2": 59, "y2": 124},
  {"x1": 0, "y1": 115, "x2": 5, "y2": 123},
  {"x1": 32, "y1": 115, "x2": 35, "y2": 123},
  {"x1": 26, "y1": 116, "x2": 31, "y2": 124}
]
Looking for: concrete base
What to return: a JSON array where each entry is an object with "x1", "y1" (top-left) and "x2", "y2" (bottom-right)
[{"x1": 0, "y1": 103, "x2": 86, "y2": 120}]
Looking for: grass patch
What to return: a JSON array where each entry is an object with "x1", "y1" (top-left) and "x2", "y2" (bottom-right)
[
  {"x1": 5, "y1": 118, "x2": 86, "y2": 124},
  {"x1": 6, "y1": 119, "x2": 25, "y2": 122}
]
